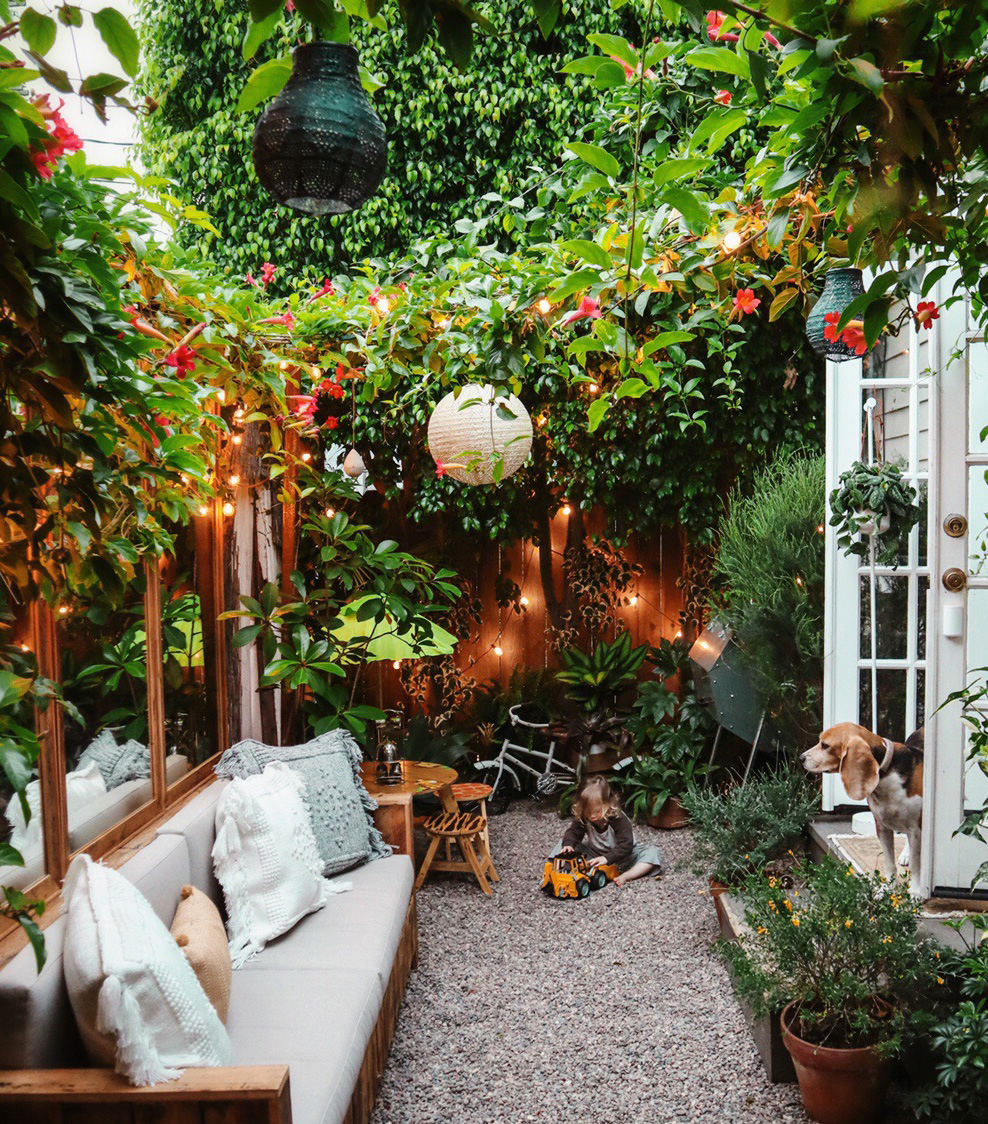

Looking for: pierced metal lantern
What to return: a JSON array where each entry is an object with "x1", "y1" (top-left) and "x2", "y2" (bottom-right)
[
  {"x1": 805, "y1": 267, "x2": 865, "y2": 362},
  {"x1": 252, "y1": 42, "x2": 387, "y2": 216}
]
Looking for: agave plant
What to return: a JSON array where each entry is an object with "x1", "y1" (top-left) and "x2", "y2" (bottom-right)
[{"x1": 556, "y1": 632, "x2": 648, "y2": 712}]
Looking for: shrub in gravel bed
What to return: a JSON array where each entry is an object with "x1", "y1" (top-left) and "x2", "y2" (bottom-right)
[{"x1": 681, "y1": 768, "x2": 818, "y2": 888}]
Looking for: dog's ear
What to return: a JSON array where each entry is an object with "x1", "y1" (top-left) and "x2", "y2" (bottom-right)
[{"x1": 841, "y1": 735, "x2": 880, "y2": 800}]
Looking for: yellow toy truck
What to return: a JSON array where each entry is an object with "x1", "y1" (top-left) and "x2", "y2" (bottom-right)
[{"x1": 541, "y1": 851, "x2": 618, "y2": 899}]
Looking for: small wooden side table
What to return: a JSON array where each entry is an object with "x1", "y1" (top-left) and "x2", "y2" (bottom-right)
[{"x1": 360, "y1": 761, "x2": 458, "y2": 857}]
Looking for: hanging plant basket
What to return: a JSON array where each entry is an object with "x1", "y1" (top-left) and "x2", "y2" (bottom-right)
[
  {"x1": 252, "y1": 42, "x2": 387, "y2": 216},
  {"x1": 806, "y1": 268, "x2": 865, "y2": 362},
  {"x1": 829, "y1": 461, "x2": 920, "y2": 568},
  {"x1": 427, "y1": 385, "x2": 533, "y2": 486}
]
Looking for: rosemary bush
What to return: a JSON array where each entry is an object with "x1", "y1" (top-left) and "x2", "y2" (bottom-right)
[
  {"x1": 681, "y1": 768, "x2": 818, "y2": 886},
  {"x1": 721, "y1": 856, "x2": 936, "y2": 1053}
]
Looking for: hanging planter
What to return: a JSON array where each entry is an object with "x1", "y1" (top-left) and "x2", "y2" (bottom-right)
[
  {"x1": 343, "y1": 448, "x2": 366, "y2": 478},
  {"x1": 806, "y1": 268, "x2": 865, "y2": 362},
  {"x1": 427, "y1": 385, "x2": 533, "y2": 486},
  {"x1": 252, "y1": 42, "x2": 387, "y2": 216},
  {"x1": 828, "y1": 461, "x2": 920, "y2": 568}
]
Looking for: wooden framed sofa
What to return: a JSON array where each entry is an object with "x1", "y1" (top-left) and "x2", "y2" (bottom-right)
[{"x1": 0, "y1": 780, "x2": 417, "y2": 1124}]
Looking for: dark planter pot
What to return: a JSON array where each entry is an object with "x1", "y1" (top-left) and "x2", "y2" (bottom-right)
[
  {"x1": 781, "y1": 1002, "x2": 892, "y2": 1124},
  {"x1": 647, "y1": 796, "x2": 689, "y2": 830},
  {"x1": 252, "y1": 42, "x2": 388, "y2": 215},
  {"x1": 805, "y1": 267, "x2": 865, "y2": 362}
]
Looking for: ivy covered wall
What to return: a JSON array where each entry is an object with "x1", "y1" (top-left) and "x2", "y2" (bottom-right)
[{"x1": 136, "y1": 0, "x2": 636, "y2": 281}]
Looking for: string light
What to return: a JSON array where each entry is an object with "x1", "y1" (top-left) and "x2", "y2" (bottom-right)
[
  {"x1": 198, "y1": 504, "x2": 209, "y2": 516},
  {"x1": 279, "y1": 361, "x2": 290, "y2": 371},
  {"x1": 494, "y1": 644, "x2": 504, "y2": 657},
  {"x1": 722, "y1": 229, "x2": 743, "y2": 252},
  {"x1": 233, "y1": 406, "x2": 245, "y2": 421},
  {"x1": 19, "y1": 644, "x2": 29, "y2": 653},
  {"x1": 816, "y1": 523, "x2": 825, "y2": 534},
  {"x1": 520, "y1": 596, "x2": 530, "y2": 607},
  {"x1": 216, "y1": 389, "x2": 226, "y2": 403},
  {"x1": 392, "y1": 660, "x2": 401, "y2": 670},
  {"x1": 629, "y1": 595, "x2": 639, "y2": 606},
  {"x1": 301, "y1": 452, "x2": 312, "y2": 463},
  {"x1": 229, "y1": 474, "x2": 240, "y2": 487},
  {"x1": 325, "y1": 507, "x2": 335, "y2": 518},
  {"x1": 222, "y1": 500, "x2": 235, "y2": 516},
  {"x1": 537, "y1": 298, "x2": 551, "y2": 315},
  {"x1": 675, "y1": 629, "x2": 683, "y2": 639},
  {"x1": 311, "y1": 367, "x2": 321, "y2": 378},
  {"x1": 232, "y1": 434, "x2": 243, "y2": 446},
  {"x1": 58, "y1": 605, "x2": 69, "y2": 615},
  {"x1": 561, "y1": 503, "x2": 571, "y2": 516},
  {"x1": 795, "y1": 575, "x2": 804, "y2": 587},
  {"x1": 589, "y1": 382, "x2": 599, "y2": 394},
  {"x1": 180, "y1": 474, "x2": 189, "y2": 484}
]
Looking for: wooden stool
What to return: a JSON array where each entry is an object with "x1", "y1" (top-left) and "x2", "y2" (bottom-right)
[
  {"x1": 415, "y1": 784, "x2": 500, "y2": 895},
  {"x1": 449, "y1": 781, "x2": 493, "y2": 855}
]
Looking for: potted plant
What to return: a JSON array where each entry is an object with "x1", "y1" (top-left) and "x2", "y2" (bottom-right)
[
  {"x1": 681, "y1": 767, "x2": 819, "y2": 905},
  {"x1": 829, "y1": 461, "x2": 921, "y2": 569},
  {"x1": 617, "y1": 725, "x2": 709, "y2": 828},
  {"x1": 722, "y1": 856, "x2": 937, "y2": 1124}
]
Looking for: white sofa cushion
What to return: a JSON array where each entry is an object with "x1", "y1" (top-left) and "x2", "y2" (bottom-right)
[
  {"x1": 226, "y1": 967, "x2": 382, "y2": 1124},
  {"x1": 7, "y1": 760, "x2": 106, "y2": 856},
  {"x1": 211, "y1": 763, "x2": 349, "y2": 968},
  {"x1": 62, "y1": 853, "x2": 233, "y2": 1086}
]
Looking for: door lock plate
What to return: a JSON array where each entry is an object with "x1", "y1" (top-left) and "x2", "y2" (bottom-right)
[
  {"x1": 944, "y1": 514, "x2": 968, "y2": 538},
  {"x1": 942, "y1": 567, "x2": 968, "y2": 593}
]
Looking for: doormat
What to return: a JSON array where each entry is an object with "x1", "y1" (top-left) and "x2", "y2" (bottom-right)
[{"x1": 826, "y1": 832, "x2": 906, "y2": 876}]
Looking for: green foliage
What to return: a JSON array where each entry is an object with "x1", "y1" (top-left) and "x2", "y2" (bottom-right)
[
  {"x1": 722, "y1": 856, "x2": 936, "y2": 1053},
  {"x1": 829, "y1": 460, "x2": 920, "y2": 569},
  {"x1": 136, "y1": 0, "x2": 637, "y2": 276},
  {"x1": 912, "y1": 917, "x2": 988, "y2": 1123},
  {"x1": 940, "y1": 671, "x2": 988, "y2": 889},
  {"x1": 680, "y1": 768, "x2": 818, "y2": 886},
  {"x1": 616, "y1": 725, "x2": 709, "y2": 818},
  {"x1": 711, "y1": 451, "x2": 826, "y2": 747},
  {"x1": 398, "y1": 712, "x2": 472, "y2": 768},
  {"x1": 556, "y1": 631, "x2": 647, "y2": 711}
]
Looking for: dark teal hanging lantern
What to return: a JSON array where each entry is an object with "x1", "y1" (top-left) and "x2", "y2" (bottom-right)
[
  {"x1": 252, "y1": 42, "x2": 387, "y2": 216},
  {"x1": 805, "y1": 267, "x2": 865, "y2": 362}
]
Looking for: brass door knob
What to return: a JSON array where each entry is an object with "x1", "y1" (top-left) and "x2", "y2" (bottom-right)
[
  {"x1": 942, "y1": 567, "x2": 967, "y2": 592},
  {"x1": 944, "y1": 514, "x2": 968, "y2": 538}
]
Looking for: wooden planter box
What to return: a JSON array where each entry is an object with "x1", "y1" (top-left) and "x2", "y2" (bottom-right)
[{"x1": 717, "y1": 891, "x2": 796, "y2": 1085}]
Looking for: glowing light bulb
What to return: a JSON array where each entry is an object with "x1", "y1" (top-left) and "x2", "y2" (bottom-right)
[
  {"x1": 180, "y1": 474, "x2": 189, "y2": 484},
  {"x1": 232, "y1": 434, "x2": 243, "y2": 446},
  {"x1": 301, "y1": 452, "x2": 312, "y2": 463},
  {"x1": 58, "y1": 605, "x2": 69, "y2": 615},
  {"x1": 816, "y1": 524, "x2": 825, "y2": 534},
  {"x1": 589, "y1": 382, "x2": 599, "y2": 394},
  {"x1": 675, "y1": 629, "x2": 683, "y2": 639},
  {"x1": 537, "y1": 298, "x2": 551, "y2": 315},
  {"x1": 325, "y1": 507, "x2": 335, "y2": 518},
  {"x1": 233, "y1": 407, "x2": 244, "y2": 420},
  {"x1": 229, "y1": 474, "x2": 240, "y2": 487},
  {"x1": 222, "y1": 500, "x2": 235, "y2": 516},
  {"x1": 629, "y1": 595, "x2": 639, "y2": 606},
  {"x1": 723, "y1": 229, "x2": 743, "y2": 252},
  {"x1": 279, "y1": 361, "x2": 290, "y2": 371},
  {"x1": 520, "y1": 596, "x2": 530, "y2": 607},
  {"x1": 311, "y1": 367, "x2": 321, "y2": 378},
  {"x1": 795, "y1": 576, "x2": 804, "y2": 587},
  {"x1": 198, "y1": 504, "x2": 209, "y2": 516},
  {"x1": 561, "y1": 504, "x2": 571, "y2": 517},
  {"x1": 392, "y1": 660, "x2": 401, "y2": 670},
  {"x1": 20, "y1": 644, "x2": 29, "y2": 653},
  {"x1": 216, "y1": 389, "x2": 226, "y2": 403},
  {"x1": 494, "y1": 645, "x2": 504, "y2": 657}
]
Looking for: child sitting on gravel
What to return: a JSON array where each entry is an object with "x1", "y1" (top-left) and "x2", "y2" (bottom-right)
[{"x1": 553, "y1": 776, "x2": 662, "y2": 888}]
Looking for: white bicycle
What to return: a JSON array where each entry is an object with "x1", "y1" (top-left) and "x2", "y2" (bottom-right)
[{"x1": 474, "y1": 704, "x2": 578, "y2": 814}]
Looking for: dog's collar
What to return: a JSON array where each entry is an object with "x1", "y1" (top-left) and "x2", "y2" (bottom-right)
[{"x1": 879, "y1": 738, "x2": 896, "y2": 774}]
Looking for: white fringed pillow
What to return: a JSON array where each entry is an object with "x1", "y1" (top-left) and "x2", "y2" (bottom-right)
[
  {"x1": 212, "y1": 761, "x2": 350, "y2": 968},
  {"x1": 63, "y1": 854, "x2": 233, "y2": 1086}
]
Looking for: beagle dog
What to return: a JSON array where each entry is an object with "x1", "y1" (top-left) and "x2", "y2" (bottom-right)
[{"x1": 801, "y1": 723, "x2": 924, "y2": 887}]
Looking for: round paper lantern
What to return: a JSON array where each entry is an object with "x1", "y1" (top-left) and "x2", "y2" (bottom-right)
[
  {"x1": 427, "y1": 385, "x2": 533, "y2": 486},
  {"x1": 252, "y1": 42, "x2": 387, "y2": 216},
  {"x1": 805, "y1": 267, "x2": 865, "y2": 362}
]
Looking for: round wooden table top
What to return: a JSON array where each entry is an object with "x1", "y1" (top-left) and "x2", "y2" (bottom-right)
[{"x1": 360, "y1": 759, "x2": 458, "y2": 796}]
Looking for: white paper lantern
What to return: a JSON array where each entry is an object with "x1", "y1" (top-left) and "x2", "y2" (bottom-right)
[{"x1": 427, "y1": 385, "x2": 533, "y2": 486}]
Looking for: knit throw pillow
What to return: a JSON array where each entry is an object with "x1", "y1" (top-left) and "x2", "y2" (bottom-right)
[
  {"x1": 170, "y1": 885, "x2": 232, "y2": 1023},
  {"x1": 63, "y1": 854, "x2": 233, "y2": 1086},
  {"x1": 211, "y1": 762, "x2": 352, "y2": 968},
  {"x1": 214, "y1": 729, "x2": 391, "y2": 875},
  {"x1": 78, "y1": 729, "x2": 150, "y2": 790}
]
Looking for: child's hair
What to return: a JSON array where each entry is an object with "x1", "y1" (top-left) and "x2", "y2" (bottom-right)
[{"x1": 572, "y1": 776, "x2": 622, "y2": 822}]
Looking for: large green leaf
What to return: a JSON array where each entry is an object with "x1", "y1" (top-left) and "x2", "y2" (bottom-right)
[
  {"x1": 20, "y1": 8, "x2": 57, "y2": 57},
  {"x1": 242, "y1": 9, "x2": 282, "y2": 60},
  {"x1": 92, "y1": 7, "x2": 140, "y2": 77},
  {"x1": 685, "y1": 46, "x2": 749, "y2": 78},
  {"x1": 237, "y1": 56, "x2": 292, "y2": 113},
  {"x1": 565, "y1": 141, "x2": 620, "y2": 180}
]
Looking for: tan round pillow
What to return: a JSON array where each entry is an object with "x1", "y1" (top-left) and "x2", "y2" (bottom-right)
[{"x1": 170, "y1": 885, "x2": 232, "y2": 1023}]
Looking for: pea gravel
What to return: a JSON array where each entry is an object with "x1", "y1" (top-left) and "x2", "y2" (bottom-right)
[{"x1": 371, "y1": 801, "x2": 811, "y2": 1124}]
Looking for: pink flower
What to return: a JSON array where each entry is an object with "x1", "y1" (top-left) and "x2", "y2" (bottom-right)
[
  {"x1": 915, "y1": 301, "x2": 940, "y2": 329},
  {"x1": 314, "y1": 278, "x2": 335, "y2": 299},
  {"x1": 260, "y1": 311, "x2": 295, "y2": 330},
  {"x1": 261, "y1": 262, "x2": 276, "y2": 285},
  {"x1": 706, "y1": 11, "x2": 738, "y2": 42},
  {"x1": 823, "y1": 311, "x2": 842, "y2": 344},
  {"x1": 245, "y1": 271, "x2": 257, "y2": 287},
  {"x1": 824, "y1": 311, "x2": 868, "y2": 354},
  {"x1": 732, "y1": 289, "x2": 761, "y2": 317},
  {"x1": 609, "y1": 55, "x2": 657, "y2": 81},
  {"x1": 436, "y1": 460, "x2": 447, "y2": 478},
  {"x1": 29, "y1": 95, "x2": 82, "y2": 179},
  {"x1": 285, "y1": 0, "x2": 294, "y2": 9},
  {"x1": 164, "y1": 344, "x2": 197, "y2": 378},
  {"x1": 559, "y1": 296, "x2": 603, "y2": 328},
  {"x1": 714, "y1": 89, "x2": 732, "y2": 105}
]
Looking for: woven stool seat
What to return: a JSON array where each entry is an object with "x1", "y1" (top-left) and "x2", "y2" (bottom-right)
[{"x1": 423, "y1": 810, "x2": 486, "y2": 837}]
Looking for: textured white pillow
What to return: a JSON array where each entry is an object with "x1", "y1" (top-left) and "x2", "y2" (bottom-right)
[
  {"x1": 212, "y1": 761, "x2": 350, "y2": 968},
  {"x1": 63, "y1": 853, "x2": 233, "y2": 1086},
  {"x1": 7, "y1": 760, "x2": 106, "y2": 856}
]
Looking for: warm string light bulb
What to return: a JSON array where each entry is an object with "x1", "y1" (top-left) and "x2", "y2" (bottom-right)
[
  {"x1": 216, "y1": 389, "x2": 226, "y2": 403},
  {"x1": 561, "y1": 503, "x2": 572, "y2": 517},
  {"x1": 520, "y1": 596, "x2": 530, "y2": 607},
  {"x1": 198, "y1": 504, "x2": 209, "y2": 516},
  {"x1": 19, "y1": 643, "x2": 29, "y2": 653},
  {"x1": 58, "y1": 605, "x2": 69, "y2": 615},
  {"x1": 279, "y1": 360, "x2": 290, "y2": 371},
  {"x1": 722, "y1": 229, "x2": 743, "y2": 252},
  {"x1": 229, "y1": 474, "x2": 240, "y2": 487},
  {"x1": 629, "y1": 595, "x2": 639, "y2": 606},
  {"x1": 392, "y1": 660, "x2": 401, "y2": 670},
  {"x1": 232, "y1": 434, "x2": 243, "y2": 446},
  {"x1": 222, "y1": 500, "x2": 235, "y2": 517},
  {"x1": 589, "y1": 382, "x2": 599, "y2": 394},
  {"x1": 325, "y1": 507, "x2": 335, "y2": 518},
  {"x1": 537, "y1": 298, "x2": 551, "y2": 315},
  {"x1": 816, "y1": 523, "x2": 825, "y2": 534},
  {"x1": 311, "y1": 367, "x2": 321, "y2": 378},
  {"x1": 494, "y1": 644, "x2": 504, "y2": 657},
  {"x1": 233, "y1": 406, "x2": 245, "y2": 421},
  {"x1": 301, "y1": 452, "x2": 312, "y2": 463}
]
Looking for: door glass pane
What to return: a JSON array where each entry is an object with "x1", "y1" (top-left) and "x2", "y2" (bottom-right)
[
  {"x1": 917, "y1": 575, "x2": 929, "y2": 660},
  {"x1": 162, "y1": 521, "x2": 217, "y2": 781},
  {"x1": 916, "y1": 669, "x2": 925, "y2": 729},
  {"x1": 58, "y1": 580, "x2": 153, "y2": 852},
  {"x1": 859, "y1": 576, "x2": 909, "y2": 659},
  {"x1": 968, "y1": 467, "x2": 988, "y2": 575},
  {"x1": 917, "y1": 481, "x2": 929, "y2": 568},
  {"x1": 859, "y1": 667, "x2": 907, "y2": 737},
  {"x1": 917, "y1": 381, "x2": 930, "y2": 472},
  {"x1": 877, "y1": 384, "x2": 911, "y2": 468},
  {"x1": 968, "y1": 338, "x2": 988, "y2": 454}
]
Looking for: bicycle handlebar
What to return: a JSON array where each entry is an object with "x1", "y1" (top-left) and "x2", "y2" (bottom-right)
[{"x1": 508, "y1": 703, "x2": 552, "y2": 731}]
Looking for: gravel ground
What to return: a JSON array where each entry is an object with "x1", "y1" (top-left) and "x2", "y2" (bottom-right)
[{"x1": 371, "y1": 801, "x2": 810, "y2": 1124}]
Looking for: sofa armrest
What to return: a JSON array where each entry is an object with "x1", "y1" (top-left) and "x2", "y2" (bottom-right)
[{"x1": 0, "y1": 1065, "x2": 291, "y2": 1122}]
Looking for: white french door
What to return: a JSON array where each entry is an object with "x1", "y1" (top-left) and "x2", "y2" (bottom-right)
[{"x1": 925, "y1": 292, "x2": 988, "y2": 897}]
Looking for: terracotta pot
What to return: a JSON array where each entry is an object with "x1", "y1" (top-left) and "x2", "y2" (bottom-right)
[
  {"x1": 781, "y1": 1002, "x2": 892, "y2": 1124},
  {"x1": 647, "y1": 796, "x2": 689, "y2": 830}
]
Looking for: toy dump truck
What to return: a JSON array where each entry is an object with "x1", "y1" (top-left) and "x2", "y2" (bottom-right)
[{"x1": 541, "y1": 850, "x2": 618, "y2": 899}]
